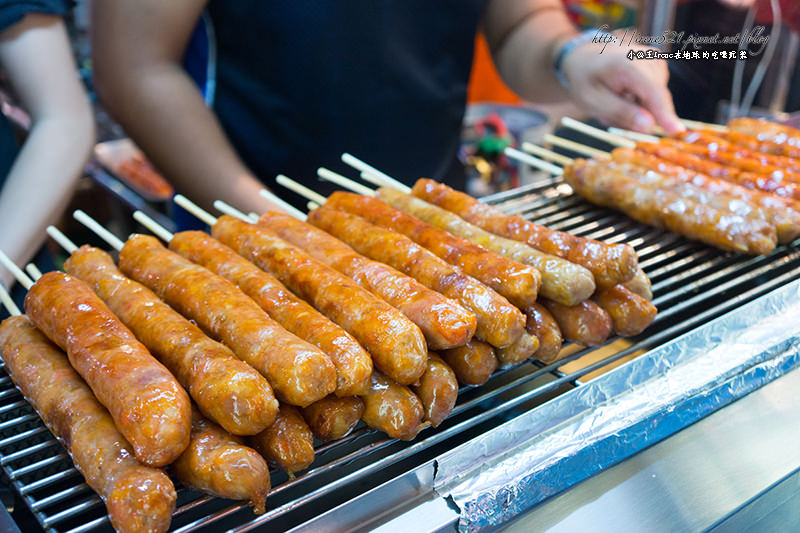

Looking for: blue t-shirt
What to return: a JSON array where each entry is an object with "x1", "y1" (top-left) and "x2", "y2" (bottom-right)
[{"x1": 205, "y1": 1, "x2": 486, "y2": 203}]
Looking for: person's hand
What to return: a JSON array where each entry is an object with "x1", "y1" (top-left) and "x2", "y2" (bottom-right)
[{"x1": 561, "y1": 36, "x2": 684, "y2": 135}]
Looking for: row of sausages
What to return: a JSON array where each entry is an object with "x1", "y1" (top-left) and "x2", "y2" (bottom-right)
[
  {"x1": 563, "y1": 118, "x2": 800, "y2": 255},
  {"x1": 0, "y1": 178, "x2": 658, "y2": 532}
]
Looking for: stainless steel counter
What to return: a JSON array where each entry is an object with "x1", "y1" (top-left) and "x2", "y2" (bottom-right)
[{"x1": 505, "y1": 364, "x2": 800, "y2": 532}]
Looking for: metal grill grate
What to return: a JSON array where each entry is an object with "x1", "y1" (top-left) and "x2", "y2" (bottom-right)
[{"x1": 3, "y1": 174, "x2": 800, "y2": 532}]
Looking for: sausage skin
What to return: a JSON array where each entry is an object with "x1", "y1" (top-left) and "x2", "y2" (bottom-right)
[
  {"x1": 593, "y1": 284, "x2": 657, "y2": 337},
  {"x1": 523, "y1": 303, "x2": 563, "y2": 364},
  {"x1": 302, "y1": 395, "x2": 365, "y2": 441},
  {"x1": 64, "y1": 246, "x2": 277, "y2": 435},
  {"x1": 173, "y1": 408, "x2": 270, "y2": 514},
  {"x1": 169, "y1": 231, "x2": 372, "y2": 397},
  {"x1": 0, "y1": 316, "x2": 176, "y2": 533},
  {"x1": 362, "y1": 373, "x2": 428, "y2": 440},
  {"x1": 211, "y1": 216, "x2": 428, "y2": 385},
  {"x1": 249, "y1": 404, "x2": 315, "y2": 475},
  {"x1": 542, "y1": 299, "x2": 613, "y2": 347},
  {"x1": 412, "y1": 354, "x2": 458, "y2": 427},
  {"x1": 258, "y1": 211, "x2": 475, "y2": 350},
  {"x1": 119, "y1": 234, "x2": 336, "y2": 407},
  {"x1": 439, "y1": 340, "x2": 498, "y2": 386},
  {"x1": 24, "y1": 272, "x2": 191, "y2": 467}
]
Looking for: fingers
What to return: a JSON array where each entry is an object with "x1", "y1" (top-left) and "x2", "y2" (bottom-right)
[
  {"x1": 616, "y1": 65, "x2": 684, "y2": 135},
  {"x1": 580, "y1": 83, "x2": 657, "y2": 133}
]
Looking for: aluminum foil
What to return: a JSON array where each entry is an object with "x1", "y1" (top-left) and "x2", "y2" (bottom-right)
[{"x1": 433, "y1": 278, "x2": 800, "y2": 532}]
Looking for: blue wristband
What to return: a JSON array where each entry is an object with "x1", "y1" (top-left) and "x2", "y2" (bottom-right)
[{"x1": 553, "y1": 29, "x2": 612, "y2": 89}]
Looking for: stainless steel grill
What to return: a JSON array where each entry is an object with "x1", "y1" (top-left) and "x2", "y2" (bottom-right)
[{"x1": 3, "y1": 172, "x2": 800, "y2": 532}]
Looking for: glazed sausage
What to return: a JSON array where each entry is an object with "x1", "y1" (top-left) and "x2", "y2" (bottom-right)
[
  {"x1": 302, "y1": 395, "x2": 365, "y2": 441},
  {"x1": 523, "y1": 303, "x2": 563, "y2": 364},
  {"x1": 249, "y1": 404, "x2": 315, "y2": 475},
  {"x1": 622, "y1": 267, "x2": 653, "y2": 301},
  {"x1": 325, "y1": 191, "x2": 540, "y2": 308},
  {"x1": 306, "y1": 206, "x2": 525, "y2": 348},
  {"x1": 593, "y1": 284, "x2": 657, "y2": 337},
  {"x1": 636, "y1": 143, "x2": 800, "y2": 200},
  {"x1": 211, "y1": 216, "x2": 428, "y2": 385},
  {"x1": 439, "y1": 340, "x2": 498, "y2": 386},
  {"x1": 362, "y1": 372, "x2": 428, "y2": 440},
  {"x1": 173, "y1": 407, "x2": 270, "y2": 514},
  {"x1": 727, "y1": 117, "x2": 800, "y2": 158},
  {"x1": 660, "y1": 137, "x2": 800, "y2": 184},
  {"x1": 0, "y1": 316, "x2": 176, "y2": 533},
  {"x1": 24, "y1": 272, "x2": 191, "y2": 467},
  {"x1": 118, "y1": 234, "x2": 336, "y2": 407},
  {"x1": 410, "y1": 178, "x2": 634, "y2": 288},
  {"x1": 542, "y1": 299, "x2": 613, "y2": 347},
  {"x1": 169, "y1": 231, "x2": 372, "y2": 396},
  {"x1": 496, "y1": 331, "x2": 540, "y2": 366},
  {"x1": 611, "y1": 148, "x2": 800, "y2": 244},
  {"x1": 384, "y1": 185, "x2": 597, "y2": 303},
  {"x1": 411, "y1": 354, "x2": 458, "y2": 427},
  {"x1": 678, "y1": 130, "x2": 800, "y2": 173},
  {"x1": 563, "y1": 158, "x2": 778, "y2": 254},
  {"x1": 258, "y1": 211, "x2": 476, "y2": 350},
  {"x1": 64, "y1": 246, "x2": 277, "y2": 435}
]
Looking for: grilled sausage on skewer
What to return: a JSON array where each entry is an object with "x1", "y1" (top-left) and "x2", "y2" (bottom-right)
[
  {"x1": 439, "y1": 340, "x2": 498, "y2": 386},
  {"x1": 24, "y1": 272, "x2": 191, "y2": 467},
  {"x1": 168, "y1": 231, "x2": 372, "y2": 396},
  {"x1": 249, "y1": 404, "x2": 315, "y2": 475},
  {"x1": 323, "y1": 191, "x2": 541, "y2": 308},
  {"x1": 306, "y1": 207, "x2": 525, "y2": 348},
  {"x1": 258, "y1": 211, "x2": 476, "y2": 350},
  {"x1": 210, "y1": 215, "x2": 428, "y2": 385},
  {"x1": 64, "y1": 245, "x2": 277, "y2": 435},
  {"x1": 302, "y1": 395, "x2": 365, "y2": 441},
  {"x1": 409, "y1": 178, "x2": 635, "y2": 288},
  {"x1": 412, "y1": 354, "x2": 458, "y2": 427},
  {"x1": 0, "y1": 316, "x2": 176, "y2": 533},
  {"x1": 173, "y1": 407, "x2": 270, "y2": 513},
  {"x1": 118, "y1": 234, "x2": 337, "y2": 407}
]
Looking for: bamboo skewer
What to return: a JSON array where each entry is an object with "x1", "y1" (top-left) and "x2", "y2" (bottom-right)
[
  {"x1": 74, "y1": 210, "x2": 125, "y2": 251},
  {"x1": 259, "y1": 184, "x2": 308, "y2": 221},
  {"x1": 174, "y1": 194, "x2": 217, "y2": 226},
  {"x1": 25, "y1": 264, "x2": 42, "y2": 282},
  {"x1": 276, "y1": 175, "x2": 326, "y2": 206},
  {"x1": 317, "y1": 168, "x2": 375, "y2": 197},
  {"x1": 0, "y1": 283, "x2": 20, "y2": 316},
  {"x1": 213, "y1": 201, "x2": 258, "y2": 223},
  {"x1": 607, "y1": 127, "x2": 660, "y2": 144},
  {"x1": 0, "y1": 250, "x2": 33, "y2": 290},
  {"x1": 504, "y1": 147, "x2": 564, "y2": 176},
  {"x1": 680, "y1": 118, "x2": 727, "y2": 132},
  {"x1": 543, "y1": 134, "x2": 611, "y2": 158},
  {"x1": 521, "y1": 142, "x2": 575, "y2": 166},
  {"x1": 47, "y1": 226, "x2": 78, "y2": 254},
  {"x1": 341, "y1": 153, "x2": 411, "y2": 193},
  {"x1": 559, "y1": 117, "x2": 636, "y2": 148},
  {"x1": 133, "y1": 212, "x2": 174, "y2": 243}
]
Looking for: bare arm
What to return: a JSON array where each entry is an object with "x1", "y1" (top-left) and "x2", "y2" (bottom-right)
[
  {"x1": 483, "y1": 0, "x2": 683, "y2": 134},
  {"x1": 91, "y1": 0, "x2": 279, "y2": 215},
  {"x1": 0, "y1": 14, "x2": 94, "y2": 288}
]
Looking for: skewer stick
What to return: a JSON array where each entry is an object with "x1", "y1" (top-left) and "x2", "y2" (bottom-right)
[
  {"x1": 0, "y1": 250, "x2": 33, "y2": 290},
  {"x1": 544, "y1": 134, "x2": 610, "y2": 158},
  {"x1": 680, "y1": 118, "x2": 727, "y2": 132},
  {"x1": 559, "y1": 117, "x2": 636, "y2": 148},
  {"x1": 25, "y1": 264, "x2": 42, "y2": 281},
  {"x1": 174, "y1": 194, "x2": 218, "y2": 227},
  {"x1": 341, "y1": 153, "x2": 411, "y2": 193},
  {"x1": 259, "y1": 184, "x2": 308, "y2": 220},
  {"x1": 358, "y1": 171, "x2": 391, "y2": 190},
  {"x1": 308, "y1": 201, "x2": 320, "y2": 211},
  {"x1": 504, "y1": 147, "x2": 564, "y2": 176},
  {"x1": 74, "y1": 210, "x2": 125, "y2": 252},
  {"x1": 317, "y1": 168, "x2": 375, "y2": 197},
  {"x1": 607, "y1": 127, "x2": 660, "y2": 144},
  {"x1": 47, "y1": 225, "x2": 78, "y2": 254},
  {"x1": 133, "y1": 211, "x2": 175, "y2": 242},
  {"x1": 521, "y1": 142, "x2": 574, "y2": 166},
  {"x1": 0, "y1": 283, "x2": 20, "y2": 316},
  {"x1": 214, "y1": 200, "x2": 258, "y2": 223},
  {"x1": 275, "y1": 175, "x2": 326, "y2": 206}
]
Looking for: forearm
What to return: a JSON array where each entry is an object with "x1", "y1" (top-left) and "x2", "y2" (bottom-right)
[
  {"x1": 96, "y1": 64, "x2": 275, "y2": 215},
  {"x1": 0, "y1": 112, "x2": 93, "y2": 286},
  {"x1": 484, "y1": 0, "x2": 578, "y2": 103}
]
